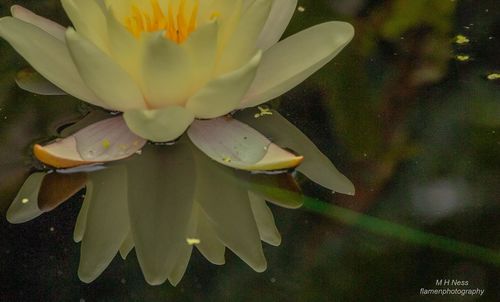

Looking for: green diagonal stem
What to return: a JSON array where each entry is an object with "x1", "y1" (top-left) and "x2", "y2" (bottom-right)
[{"x1": 251, "y1": 184, "x2": 500, "y2": 266}]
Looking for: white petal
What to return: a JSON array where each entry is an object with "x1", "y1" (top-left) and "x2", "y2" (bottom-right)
[
  {"x1": 65, "y1": 28, "x2": 146, "y2": 111},
  {"x1": 61, "y1": 0, "x2": 109, "y2": 51},
  {"x1": 34, "y1": 116, "x2": 147, "y2": 168},
  {"x1": 6, "y1": 172, "x2": 45, "y2": 224},
  {"x1": 0, "y1": 17, "x2": 105, "y2": 107},
  {"x1": 10, "y1": 5, "x2": 66, "y2": 41},
  {"x1": 168, "y1": 204, "x2": 198, "y2": 286},
  {"x1": 194, "y1": 149, "x2": 267, "y2": 272},
  {"x1": 126, "y1": 141, "x2": 196, "y2": 286},
  {"x1": 104, "y1": 7, "x2": 141, "y2": 80},
  {"x1": 188, "y1": 117, "x2": 303, "y2": 171},
  {"x1": 123, "y1": 106, "x2": 194, "y2": 142},
  {"x1": 236, "y1": 109, "x2": 355, "y2": 195},
  {"x1": 216, "y1": 0, "x2": 272, "y2": 74},
  {"x1": 119, "y1": 231, "x2": 134, "y2": 260},
  {"x1": 256, "y1": 0, "x2": 297, "y2": 50},
  {"x1": 186, "y1": 51, "x2": 262, "y2": 119},
  {"x1": 141, "y1": 32, "x2": 192, "y2": 107},
  {"x1": 78, "y1": 166, "x2": 129, "y2": 283},
  {"x1": 241, "y1": 21, "x2": 355, "y2": 108},
  {"x1": 248, "y1": 192, "x2": 281, "y2": 246},
  {"x1": 74, "y1": 187, "x2": 92, "y2": 243},
  {"x1": 195, "y1": 205, "x2": 226, "y2": 265},
  {"x1": 183, "y1": 21, "x2": 219, "y2": 93},
  {"x1": 15, "y1": 68, "x2": 66, "y2": 95}
]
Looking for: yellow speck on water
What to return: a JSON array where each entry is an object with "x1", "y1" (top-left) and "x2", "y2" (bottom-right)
[
  {"x1": 186, "y1": 238, "x2": 201, "y2": 245},
  {"x1": 21, "y1": 198, "x2": 29, "y2": 204},
  {"x1": 487, "y1": 73, "x2": 500, "y2": 80},
  {"x1": 455, "y1": 34, "x2": 470, "y2": 44},
  {"x1": 456, "y1": 55, "x2": 470, "y2": 61},
  {"x1": 254, "y1": 106, "x2": 273, "y2": 119},
  {"x1": 102, "y1": 139, "x2": 111, "y2": 149},
  {"x1": 297, "y1": 6, "x2": 305, "y2": 12}
]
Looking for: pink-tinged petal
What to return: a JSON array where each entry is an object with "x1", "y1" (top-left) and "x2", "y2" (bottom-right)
[
  {"x1": 10, "y1": 5, "x2": 66, "y2": 41},
  {"x1": 15, "y1": 68, "x2": 66, "y2": 95},
  {"x1": 34, "y1": 116, "x2": 147, "y2": 168},
  {"x1": 188, "y1": 117, "x2": 303, "y2": 171}
]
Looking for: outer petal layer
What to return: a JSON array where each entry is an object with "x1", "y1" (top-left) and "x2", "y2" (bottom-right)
[
  {"x1": 0, "y1": 17, "x2": 105, "y2": 107},
  {"x1": 10, "y1": 5, "x2": 66, "y2": 41},
  {"x1": 256, "y1": 0, "x2": 297, "y2": 51},
  {"x1": 241, "y1": 21, "x2": 355, "y2": 108}
]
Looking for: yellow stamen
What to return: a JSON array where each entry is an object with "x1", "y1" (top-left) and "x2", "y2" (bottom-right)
[{"x1": 124, "y1": 0, "x2": 200, "y2": 44}]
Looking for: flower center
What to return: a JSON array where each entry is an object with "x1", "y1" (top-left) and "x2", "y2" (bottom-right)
[{"x1": 124, "y1": 0, "x2": 199, "y2": 43}]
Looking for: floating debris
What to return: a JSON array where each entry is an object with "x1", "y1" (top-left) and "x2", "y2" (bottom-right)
[
  {"x1": 254, "y1": 106, "x2": 273, "y2": 119},
  {"x1": 455, "y1": 34, "x2": 470, "y2": 44},
  {"x1": 186, "y1": 238, "x2": 201, "y2": 245},
  {"x1": 21, "y1": 198, "x2": 29, "y2": 204},
  {"x1": 487, "y1": 73, "x2": 500, "y2": 80},
  {"x1": 455, "y1": 55, "x2": 470, "y2": 62},
  {"x1": 297, "y1": 6, "x2": 305, "y2": 12},
  {"x1": 101, "y1": 139, "x2": 111, "y2": 149}
]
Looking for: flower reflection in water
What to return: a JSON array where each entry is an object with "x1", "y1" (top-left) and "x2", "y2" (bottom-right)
[{"x1": 6, "y1": 109, "x2": 354, "y2": 286}]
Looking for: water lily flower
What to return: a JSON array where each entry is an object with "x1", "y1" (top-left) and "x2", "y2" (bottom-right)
[{"x1": 0, "y1": 0, "x2": 354, "y2": 143}]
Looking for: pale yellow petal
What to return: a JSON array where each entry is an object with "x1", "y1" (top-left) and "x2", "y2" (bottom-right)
[
  {"x1": 65, "y1": 28, "x2": 146, "y2": 111},
  {"x1": 123, "y1": 106, "x2": 194, "y2": 142},
  {"x1": 0, "y1": 17, "x2": 105, "y2": 107},
  {"x1": 241, "y1": 21, "x2": 355, "y2": 108},
  {"x1": 186, "y1": 51, "x2": 262, "y2": 119}
]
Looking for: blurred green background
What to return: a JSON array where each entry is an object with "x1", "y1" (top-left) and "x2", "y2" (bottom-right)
[{"x1": 0, "y1": 0, "x2": 499, "y2": 301}]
